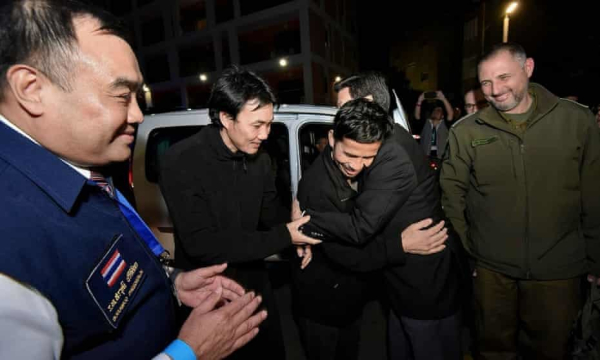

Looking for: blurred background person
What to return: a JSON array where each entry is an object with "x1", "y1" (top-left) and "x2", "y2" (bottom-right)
[
  {"x1": 414, "y1": 90, "x2": 454, "y2": 160},
  {"x1": 464, "y1": 88, "x2": 488, "y2": 115}
]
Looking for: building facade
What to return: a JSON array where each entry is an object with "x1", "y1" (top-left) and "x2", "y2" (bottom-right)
[{"x1": 96, "y1": 0, "x2": 359, "y2": 112}]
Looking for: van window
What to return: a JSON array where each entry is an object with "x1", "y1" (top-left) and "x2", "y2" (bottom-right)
[
  {"x1": 298, "y1": 123, "x2": 333, "y2": 173},
  {"x1": 261, "y1": 123, "x2": 291, "y2": 210},
  {"x1": 145, "y1": 126, "x2": 204, "y2": 183}
]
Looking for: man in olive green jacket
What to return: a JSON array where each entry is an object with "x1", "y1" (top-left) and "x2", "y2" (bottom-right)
[{"x1": 440, "y1": 42, "x2": 600, "y2": 360}]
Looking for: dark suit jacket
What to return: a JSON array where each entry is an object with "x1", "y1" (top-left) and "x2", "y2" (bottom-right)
[
  {"x1": 307, "y1": 125, "x2": 467, "y2": 319},
  {"x1": 293, "y1": 146, "x2": 406, "y2": 326}
]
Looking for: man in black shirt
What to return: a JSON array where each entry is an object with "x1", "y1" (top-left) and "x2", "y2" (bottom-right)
[{"x1": 159, "y1": 66, "x2": 320, "y2": 359}]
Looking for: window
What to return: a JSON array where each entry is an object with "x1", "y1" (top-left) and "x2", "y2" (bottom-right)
[
  {"x1": 344, "y1": 42, "x2": 357, "y2": 69},
  {"x1": 107, "y1": 0, "x2": 132, "y2": 15},
  {"x1": 298, "y1": 123, "x2": 332, "y2": 172},
  {"x1": 144, "y1": 53, "x2": 170, "y2": 83},
  {"x1": 309, "y1": 11, "x2": 326, "y2": 58},
  {"x1": 141, "y1": 16, "x2": 164, "y2": 46},
  {"x1": 179, "y1": 0, "x2": 208, "y2": 33},
  {"x1": 215, "y1": 0, "x2": 234, "y2": 23},
  {"x1": 262, "y1": 123, "x2": 291, "y2": 209},
  {"x1": 311, "y1": 62, "x2": 328, "y2": 105},
  {"x1": 240, "y1": 0, "x2": 292, "y2": 16},
  {"x1": 179, "y1": 42, "x2": 215, "y2": 77},
  {"x1": 220, "y1": 32, "x2": 231, "y2": 66},
  {"x1": 260, "y1": 66, "x2": 304, "y2": 104},
  {"x1": 238, "y1": 17, "x2": 300, "y2": 64},
  {"x1": 146, "y1": 126, "x2": 204, "y2": 183},
  {"x1": 332, "y1": 31, "x2": 342, "y2": 63},
  {"x1": 345, "y1": 0, "x2": 357, "y2": 34}
]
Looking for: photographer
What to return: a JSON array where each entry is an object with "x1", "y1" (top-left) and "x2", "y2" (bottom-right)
[{"x1": 414, "y1": 91, "x2": 454, "y2": 159}]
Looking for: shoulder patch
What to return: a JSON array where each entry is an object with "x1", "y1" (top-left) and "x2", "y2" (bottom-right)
[{"x1": 471, "y1": 136, "x2": 498, "y2": 147}]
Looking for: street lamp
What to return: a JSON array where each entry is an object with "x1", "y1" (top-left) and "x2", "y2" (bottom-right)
[
  {"x1": 142, "y1": 84, "x2": 152, "y2": 109},
  {"x1": 503, "y1": 2, "x2": 518, "y2": 43}
]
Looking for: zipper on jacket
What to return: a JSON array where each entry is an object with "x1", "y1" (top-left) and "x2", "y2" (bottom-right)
[
  {"x1": 520, "y1": 141, "x2": 531, "y2": 279},
  {"x1": 508, "y1": 139, "x2": 517, "y2": 179},
  {"x1": 476, "y1": 118, "x2": 534, "y2": 279}
]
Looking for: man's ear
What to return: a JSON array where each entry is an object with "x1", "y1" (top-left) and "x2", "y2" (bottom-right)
[
  {"x1": 219, "y1": 111, "x2": 234, "y2": 130},
  {"x1": 524, "y1": 58, "x2": 535, "y2": 79},
  {"x1": 5, "y1": 65, "x2": 45, "y2": 116},
  {"x1": 328, "y1": 129, "x2": 335, "y2": 148}
]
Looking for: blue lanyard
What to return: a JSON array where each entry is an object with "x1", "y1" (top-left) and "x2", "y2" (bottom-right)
[{"x1": 115, "y1": 190, "x2": 166, "y2": 258}]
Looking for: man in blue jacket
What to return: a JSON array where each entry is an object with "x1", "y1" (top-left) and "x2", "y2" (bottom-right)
[{"x1": 0, "y1": 1, "x2": 266, "y2": 359}]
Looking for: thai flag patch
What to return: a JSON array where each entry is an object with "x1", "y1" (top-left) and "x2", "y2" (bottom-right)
[{"x1": 101, "y1": 250, "x2": 127, "y2": 287}]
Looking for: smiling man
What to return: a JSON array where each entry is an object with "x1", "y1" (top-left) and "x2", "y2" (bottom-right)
[
  {"x1": 440, "y1": 42, "x2": 600, "y2": 359},
  {"x1": 292, "y1": 99, "x2": 393, "y2": 360},
  {"x1": 297, "y1": 75, "x2": 467, "y2": 359},
  {"x1": 159, "y1": 66, "x2": 320, "y2": 360},
  {"x1": 0, "y1": 1, "x2": 269, "y2": 359}
]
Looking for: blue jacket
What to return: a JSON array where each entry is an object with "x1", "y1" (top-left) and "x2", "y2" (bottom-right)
[{"x1": 0, "y1": 122, "x2": 178, "y2": 359}]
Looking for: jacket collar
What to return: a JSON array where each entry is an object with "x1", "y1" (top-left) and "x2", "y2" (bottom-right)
[
  {"x1": 205, "y1": 124, "x2": 247, "y2": 162},
  {"x1": 321, "y1": 145, "x2": 357, "y2": 204},
  {"x1": 477, "y1": 83, "x2": 559, "y2": 133},
  {"x1": 0, "y1": 121, "x2": 87, "y2": 213}
]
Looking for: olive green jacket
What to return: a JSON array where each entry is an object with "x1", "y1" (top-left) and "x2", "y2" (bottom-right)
[{"x1": 440, "y1": 83, "x2": 600, "y2": 280}]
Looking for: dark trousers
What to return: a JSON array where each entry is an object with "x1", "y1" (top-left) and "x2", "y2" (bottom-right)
[
  {"x1": 473, "y1": 266, "x2": 583, "y2": 360},
  {"x1": 225, "y1": 265, "x2": 286, "y2": 360},
  {"x1": 297, "y1": 316, "x2": 361, "y2": 360},
  {"x1": 388, "y1": 309, "x2": 462, "y2": 360}
]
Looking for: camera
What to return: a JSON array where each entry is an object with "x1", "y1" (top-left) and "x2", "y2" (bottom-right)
[{"x1": 424, "y1": 91, "x2": 438, "y2": 99}]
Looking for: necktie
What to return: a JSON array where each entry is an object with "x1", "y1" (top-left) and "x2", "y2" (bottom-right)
[
  {"x1": 430, "y1": 124, "x2": 438, "y2": 158},
  {"x1": 90, "y1": 171, "x2": 115, "y2": 198}
]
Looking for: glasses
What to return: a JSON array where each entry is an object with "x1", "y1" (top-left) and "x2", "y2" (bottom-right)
[{"x1": 465, "y1": 101, "x2": 488, "y2": 110}]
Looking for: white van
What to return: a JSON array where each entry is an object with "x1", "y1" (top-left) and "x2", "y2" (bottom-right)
[{"x1": 132, "y1": 101, "x2": 412, "y2": 257}]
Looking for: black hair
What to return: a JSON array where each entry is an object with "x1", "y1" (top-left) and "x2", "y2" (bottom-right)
[
  {"x1": 207, "y1": 65, "x2": 277, "y2": 127},
  {"x1": 0, "y1": 0, "x2": 129, "y2": 100},
  {"x1": 478, "y1": 42, "x2": 527, "y2": 70},
  {"x1": 334, "y1": 71, "x2": 391, "y2": 112},
  {"x1": 333, "y1": 98, "x2": 393, "y2": 143}
]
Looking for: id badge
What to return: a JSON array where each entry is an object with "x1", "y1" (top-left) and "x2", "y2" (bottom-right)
[{"x1": 85, "y1": 234, "x2": 148, "y2": 328}]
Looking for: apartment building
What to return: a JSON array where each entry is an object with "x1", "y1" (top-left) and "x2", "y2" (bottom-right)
[{"x1": 95, "y1": 0, "x2": 359, "y2": 111}]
